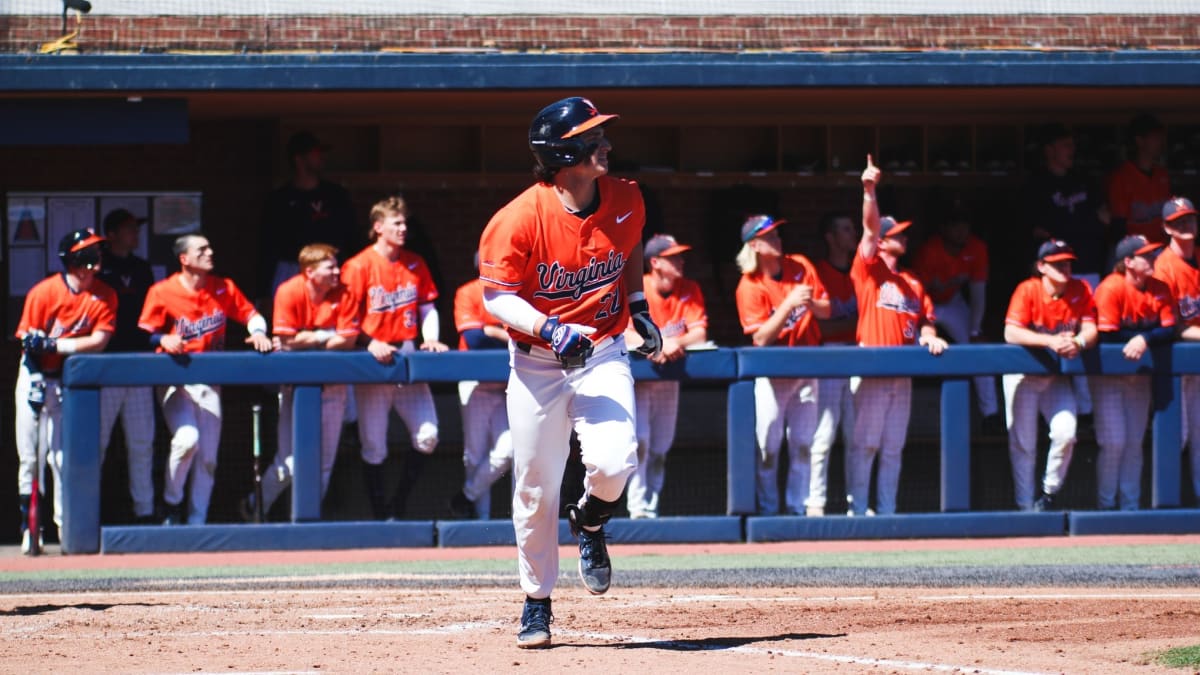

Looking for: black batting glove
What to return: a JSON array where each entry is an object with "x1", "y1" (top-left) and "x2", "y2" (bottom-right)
[{"x1": 629, "y1": 299, "x2": 662, "y2": 358}]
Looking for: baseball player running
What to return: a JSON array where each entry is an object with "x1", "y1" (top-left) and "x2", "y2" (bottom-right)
[
  {"x1": 341, "y1": 196, "x2": 446, "y2": 520},
  {"x1": 735, "y1": 216, "x2": 830, "y2": 515},
  {"x1": 810, "y1": 212, "x2": 860, "y2": 516},
  {"x1": 139, "y1": 234, "x2": 273, "y2": 525},
  {"x1": 15, "y1": 229, "x2": 117, "y2": 553},
  {"x1": 96, "y1": 209, "x2": 157, "y2": 523},
  {"x1": 1152, "y1": 196, "x2": 1200, "y2": 502},
  {"x1": 240, "y1": 243, "x2": 359, "y2": 520},
  {"x1": 1092, "y1": 235, "x2": 1175, "y2": 510},
  {"x1": 912, "y1": 207, "x2": 1000, "y2": 421},
  {"x1": 478, "y1": 96, "x2": 660, "y2": 648},
  {"x1": 850, "y1": 156, "x2": 947, "y2": 516},
  {"x1": 625, "y1": 234, "x2": 708, "y2": 519},
  {"x1": 1002, "y1": 239, "x2": 1097, "y2": 511},
  {"x1": 449, "y1": 253, "x2": 513, "y2": 520}
]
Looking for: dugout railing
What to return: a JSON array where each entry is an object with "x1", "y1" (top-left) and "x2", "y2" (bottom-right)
[{"x1": 59, "y1": 344, "x2": 1198, "y2": 554}]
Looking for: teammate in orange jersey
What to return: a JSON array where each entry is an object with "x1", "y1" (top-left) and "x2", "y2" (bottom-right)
[
  {"x1": 810, "y1": 212, "x2": 859, "y2": 517},
  {"x1": 1002, "y1": 239, "x2": 1097, "y2": 512},
  {"x1": 1153, "y1": 196, "x2": 1200, "y2": 502},
  {"x1": 1108, "y1": 114, "x2": 1171, "y2": 244},
  {"x1": 478, "y1": 97, "x2": 659, "y2": 648},
  {"x1": 340, "y1": 195, "x2": 447, "y2": 521},
  {"x1": 1092, "y1": 235, "x2": 1176, "y2": 511},
  {"x1": 239, "y1": 243, "x2": 359, "y2": 521},
  {"x1": 912, "y1": 207, "x2": 1000, "y2": 421},
  {"x1": 624, "y1": 234, "x2": 708, "y2": 519},
  {"x1": 138, "y1": 234, "x2": 273, "y2": 525},
  {"x1": 735, "y1": 215, "x2": 830, "y2": 515},
  {"x1": 449, "y1": 252, "x2": 513, "y2": 521},
  {"x1": 15, "y1": 229, "x2": 117, "y2": 553},
  {"x1": 849, "y1": 155, "x2": 946, "y2": 517}
]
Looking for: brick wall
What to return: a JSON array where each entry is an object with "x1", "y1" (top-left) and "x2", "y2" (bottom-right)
[{"x1": 4, "y1": 14, "x2": 1198, "y2": 53}]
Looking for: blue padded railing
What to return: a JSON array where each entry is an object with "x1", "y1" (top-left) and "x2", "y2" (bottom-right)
[{"x1": 59, "y1": 344, "x2": 1192, "y2": 553}]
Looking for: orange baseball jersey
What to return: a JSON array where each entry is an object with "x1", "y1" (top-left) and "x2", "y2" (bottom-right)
[
  {"x1": 271, "y1": 274, "x2": 360, "y2": 339},
  {"x1": 736, "y1": 254, "x2": 827, "y2": 347},
  {"x1": 478, "y1": 176, "x2": 645, "y2": 346},
  {"x1": 454, "y1": 278, "x2": 504, "y2": 351},
  {"x1": 341, "y1": 246, "x2": 438, "y2": 343},
  {"x1": 814, "y1": 258, "x2": 857, "y2": 344},
  {"x1": 643, "y1": 274, "x2": 707, "y2": 340},
  {"x1": 1108, "y1": 160, "x2": 1171, "y2": 244},
  {"x1": 850, "y1": 248, "x2": 935, "y2": 347},
  {"x1": 1004, "y1": 277, "x2": 1096, "y2": 335},
  {"x1": 138, "y1": 274, "x2": 259, "y2": 353},
  {"x1": 16, "y1": 274, "x2": 118, "y2": 373},
  {"x1": 912, "y1": 234, "x2": 989, "y2": 306},
  {"x1": 1093, "y1": 273, "x2": 1176, "y2": 333},
  {"x1": 1153, "y1": 246, "x2": 1200, "y2": 328}
]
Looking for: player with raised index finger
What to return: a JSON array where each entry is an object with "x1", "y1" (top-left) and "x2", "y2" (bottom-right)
[{"x1": 478, "y1": 96, "x2": 660, "y2": 649}]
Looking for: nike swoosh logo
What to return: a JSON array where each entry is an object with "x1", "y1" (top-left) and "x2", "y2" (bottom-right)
[
  {"x1": 216, "y1": 289, "x2": 226, "y2": 295},
  {"x1": 616, "y1": 211, "x2": 633, "y2": 224},
  {"x1": 408, "y1": 263, "x2": 419, "y2": 270}
]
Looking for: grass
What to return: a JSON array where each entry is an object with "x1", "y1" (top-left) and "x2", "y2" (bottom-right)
[{"x1": 1157, "y1": 645, "x2": 1200, "y2": 669}]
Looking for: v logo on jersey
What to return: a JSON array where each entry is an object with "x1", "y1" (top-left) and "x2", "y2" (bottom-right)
[
  {"x1": 534, "y1": 251, "x2": 626, "y2": 301},
  {"x1": 616, "y1": 211, "x2": 633, "y2": 224}
]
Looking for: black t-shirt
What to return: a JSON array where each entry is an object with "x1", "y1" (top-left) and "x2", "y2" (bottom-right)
[
  {"x1": 97, "y1": 251, "x2": 155, "y2": 352},
  {"x1": 1022, "y1": 169, "x2": 1108, "y2": 275},
  {"x1": 259, "y1": 179, "x2": 356, "y2": 296}
]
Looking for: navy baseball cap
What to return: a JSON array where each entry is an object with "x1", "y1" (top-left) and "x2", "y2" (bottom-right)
[
  {"x1": 1038, "y1": 239, "x2": 1077, "y2": 263},
  {"x1": 1163, "y1": 196, "x2": 1198, "y2": 222},
  {"x1": 102, "y1": 208, "x2": 147, "y2": 233},
  {"x1": 644, "y1": 234, "x2": 691, "y2": 259},
  {"x1": 879, "y1": 216, "x2": 913, "y2": 238},
  {"x1": 740, "y1": 214, "x2": 785, "y2": 243},
  {"x1": 1114, "y1": 234, "x2": 1164, "y2": 261}
]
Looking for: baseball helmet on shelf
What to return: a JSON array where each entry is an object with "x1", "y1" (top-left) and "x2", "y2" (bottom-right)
[
  {"x1": 58, "y1": 228, "x2": 105, "y2": 270},
  {"x1": 528, "y1": 97, "x2": 619, "y2": 168}
]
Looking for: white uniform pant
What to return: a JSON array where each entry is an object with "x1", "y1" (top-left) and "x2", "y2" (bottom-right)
[
  {"x1": 808, "y1": 376, "x2": 855, "y2": 511},
  {"x1": 753, "y1": 377, "x2": 819, "y2": 514},
  {"x1": 934, "y1": 295, "x2": 999, "y2": 417},
  {"x1": 848, "y1": 377, "x2": 912, "y2": 515},
  {"x1": 1003, "y1": 374, "x2": 1077, "y2": 510},
  {"x1": 14, "y1": 364, "x2": 64, "y2": 527},
  {"x1": 99, "y1": 386, "x2": 157, "y2": 518},
  {"x1": 628, "y1": 380, "x2": 680, "y2": 518},
  {"x1": 260, "y1": 384, "x2": 348, "y2": 512},
  {"x1": 1179, "y1": 375, "x2": 1200, "y2": 501},
  {"x1": 509, "y1": 337, "x2": 637, "y2": 599},
  {"x1": 1090, "y1": 375, "x2": 1150, "y2": 511},
  {"x1": 354, "y1": 382, "x2": 439, "y2": 465},
  {"x1": 160, "y1": 384, "x2": 222, "y2": 524},
  {"x1": 459, "y1": 380, "x2": 513, "y2": 519}
]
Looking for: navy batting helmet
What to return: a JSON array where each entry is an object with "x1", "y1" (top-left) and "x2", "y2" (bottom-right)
[
  {"x1": 58, "y1": 228, "x2": 105, "y2": 271},
  {"x1": 528, "y1": 97, "x2": 619, "y2": 169}
]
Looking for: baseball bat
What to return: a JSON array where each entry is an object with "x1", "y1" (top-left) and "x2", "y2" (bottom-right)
[
  {"x1": 23, "y1": 352, "x2": 44, "y2": 556},
  {"x1": 27, "y1": 475, "x2": 41, "y2": 556},
  {"x1": 251, "y1": 403, "x2": 264, "y2": 523}
]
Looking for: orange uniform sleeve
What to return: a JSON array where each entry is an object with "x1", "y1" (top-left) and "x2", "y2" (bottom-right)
[
  {"x1": 1004, "y1": 281, "x2": 1034, "y2": 328},
  {"x1": 224, "y1": 278, "x2": 260, "y2": 326},
  {"x1": 1107, "y1": 169, "x2": 1131, "y2": 221},
  {"x1": 92, "y1": 286, "x2": 118, "y2": 334},
  {"x1": 735, "y1": 278, "x2": 771, "y2": 335},
  {"x1": 137, "y1": 283, "x2": 169, "y2": 334},
  {"x1": 272, "y1": 282, "x2": 302, "y2": 336},
  {"x1": 15, "y1": 288, "x2": 46, "y2": 339},
  {"x1": 414, "y1": 258, "x2": 439, "y2": 304},
  {"x1": 1094, "y1": 278, "x2": 1123, "y2": 332},
  {"x1": 478, "y1": 204, "x2": 533, "y2": 291},
  {"x1": 802, "y1": 257, "x2": 828, "y2": 302},
  {"x1": 335, "y1": 286, "x2": 361, "y2": 337},
  {"x1": 682, "y1": 281, "x2": 708, "y2": 330},
  {"x1": 454, "y1": 282, "x2": 486, "y2": 333}
]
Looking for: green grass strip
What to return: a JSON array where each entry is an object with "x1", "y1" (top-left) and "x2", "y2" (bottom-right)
[{"x1": 1156, "y1": 645, "x2": 1200, "y2": 669}]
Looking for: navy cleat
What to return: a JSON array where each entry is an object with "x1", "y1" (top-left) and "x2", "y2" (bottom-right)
[
  {"x1": 517, "y1": 597, "x2": 552, "y2": 649},
  {"x1": 567, "y1": 504, "x2": 611, "y2": 595}
]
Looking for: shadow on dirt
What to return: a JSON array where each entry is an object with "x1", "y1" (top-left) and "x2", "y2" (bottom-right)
[
  {"x1": 586, "y1": 632, "x2": 847, "y2": 651},
  {"x1": 0, "y1": 602, "x2": 163, "y2": 616}
]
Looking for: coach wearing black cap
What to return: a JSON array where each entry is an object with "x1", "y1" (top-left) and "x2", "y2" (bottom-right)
[
  {"x1": 97, "y1": 207, "x2": 158, "y2": 524},
  {"x1": 258, "y1": 130, "x2": 357, "y2": 299}
]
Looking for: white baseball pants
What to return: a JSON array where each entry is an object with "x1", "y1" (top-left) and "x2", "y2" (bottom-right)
[
  {"x1": 459, "y1": 380, "x2": 513, "y2": 519},
  {"x1": 753, "y1": 376, "x2": 819, "y2": 514},
  {"x1": 509, "y1": 337, "x2": 637, "y2": 600},
  {"x1": 14, "y1": 364, "x2": 64, "y2": 527},
  {"x1": 99, "y1": 386, "x2": 157, "y2": 518},
  {"x1": 1179, "y1": 375, "x2": 1200, "y2": 502},
  {"x1": 259, "y1": 384, "x2": 348, "y2": 512},
  {"x1": 1003, "y1": 374, "x2": 1077, "y2": 510},
  {"x1": 1090, "y1": 375, "x2": 1150, "y2": 510},
  {"x1": 160, "y1": 384, "x2": 222, "y2": 524},
  {"x1": 627, "y1": 380, "x2": 680, "y2": 518},
  {"x1": 847, "y1": 376, "x2": 912, "y2": 515},
  {"x1": 354, "y1": 382, "x2": 439, "y2": 465},
  {"x1": 807, "y1": 376, "x2": 855, "y2": 512},
  {"x1": 935, "y1": 295, "x2": 999, "y2": 417}
]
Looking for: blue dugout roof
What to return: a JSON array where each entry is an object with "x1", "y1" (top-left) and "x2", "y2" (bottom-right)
[{"x1": 2, "y1": 50, "x2": 1199, "y2": 91}]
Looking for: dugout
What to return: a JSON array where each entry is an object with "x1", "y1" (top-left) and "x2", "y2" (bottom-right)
[{"x1": 3, "y1": 45, "x2": 1200, "y2": 539}]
